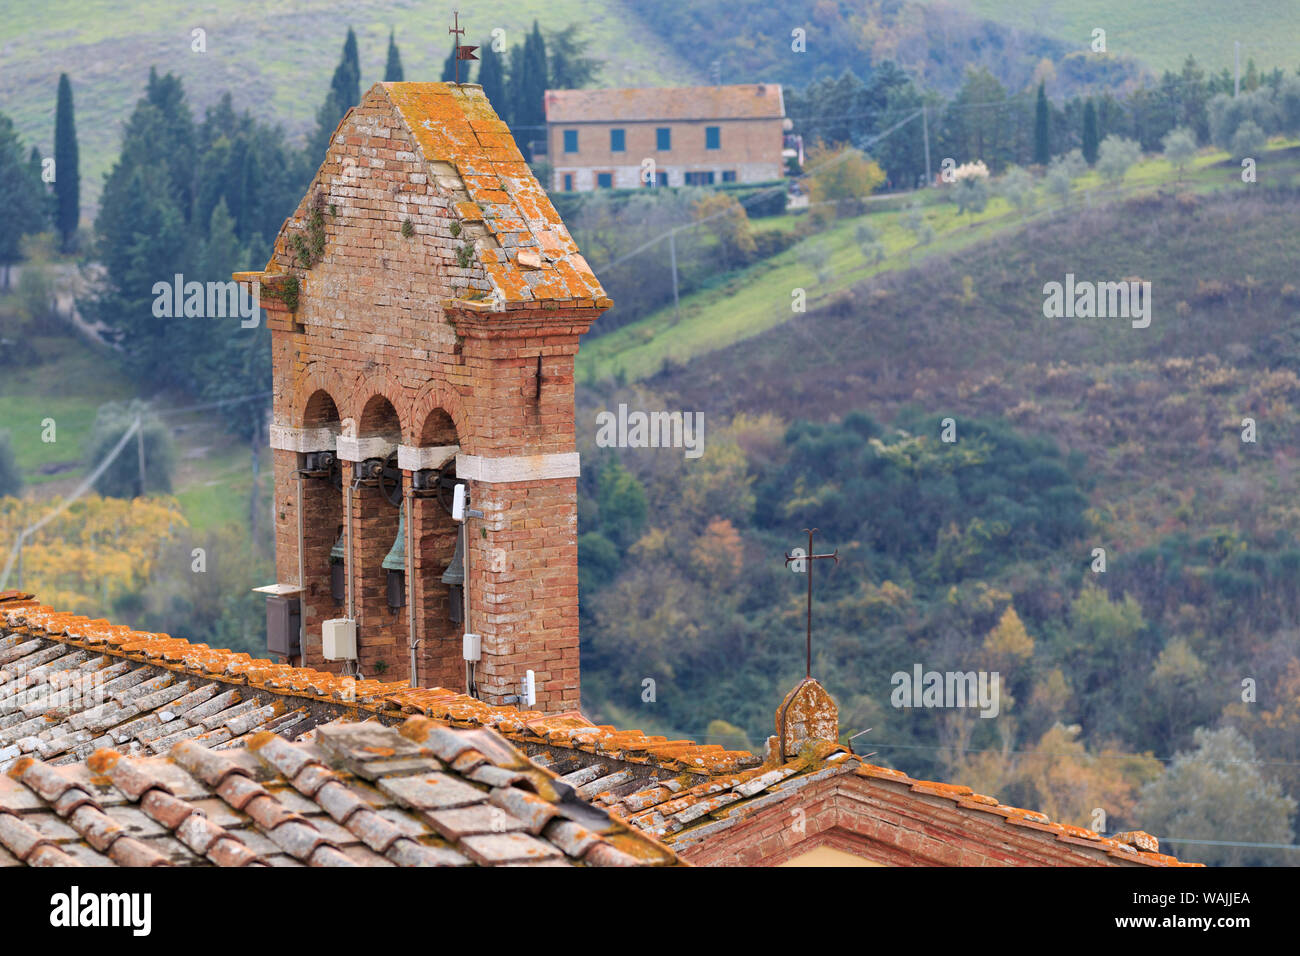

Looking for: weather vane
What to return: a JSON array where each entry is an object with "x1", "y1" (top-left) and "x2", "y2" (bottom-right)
[
  {"x1": 448, "y1": 10, "x2": 479, "y2": 85},
  {"x1": 785, "y1": 528, "x2": 838, "y2": 679}
]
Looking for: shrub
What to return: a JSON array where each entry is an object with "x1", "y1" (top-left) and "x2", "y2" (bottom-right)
[
  {"x1": 0, "y1": 431, "x2": 21, "y2": 497},
  {"x1": 86, "y1": 401, "x2": 175, "y2": 499}
]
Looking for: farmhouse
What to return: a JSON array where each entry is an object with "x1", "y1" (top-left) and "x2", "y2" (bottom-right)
[{"x1": 544, "y1": 83, "x2": 787, "y2": 191}]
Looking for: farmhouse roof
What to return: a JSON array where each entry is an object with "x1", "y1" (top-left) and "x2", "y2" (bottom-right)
[{"x1": 544, "y1": 83, "x2": 785, "y2": 124}]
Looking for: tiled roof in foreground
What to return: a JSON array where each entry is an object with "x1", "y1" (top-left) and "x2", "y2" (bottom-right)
[
  {"x1": 0, "y1": 595, "x2": 1196, "y2": 866},
  {"x1": 0, "y1": 718, "x2": 679, "y2": 867}
]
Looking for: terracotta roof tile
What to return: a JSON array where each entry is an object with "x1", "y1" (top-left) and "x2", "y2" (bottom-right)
[
  {"x1": 1, "y1": 597, "x2": 1195, "y2": 866},
  {"x1": 0, "y1": 717, "x2": 680, "y2": 868},
  {"x1": 544, "y1": 84, "x2": 785, "y2": 123}
]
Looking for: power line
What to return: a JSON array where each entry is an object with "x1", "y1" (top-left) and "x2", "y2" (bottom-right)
[
  {"x1": 1155, "y1": 837, "x2": 1300, "y2": 851},
  {"x1": 0, "y1": 387, "x2": 272, "y2": 591},
  {"x1": 866, "y1": 740, "x2": 1300, "y2": 768},
  {"x1": 590, "y1": 108, "x2": 925, "y2": 273},
  {"x1": 0, "y1": 416, "x2": 143, "y2": 591}
]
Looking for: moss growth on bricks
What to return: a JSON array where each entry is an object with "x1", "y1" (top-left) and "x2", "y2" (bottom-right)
[
  {"x1": 261, "y1": 274, "x2": 301, "y2": 312},
  {"x1": 402, "y1": 217, "x2": 415, "y2": 239},
  {"x1": 292, "y1": 192, "x2": 329, "y2": 269}
]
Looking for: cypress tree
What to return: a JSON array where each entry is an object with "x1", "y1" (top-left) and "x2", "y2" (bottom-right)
[
  {"x1": 330, "y1": 28, "x2": 361, "y2": 112},
  {"x1": 505, "y1": 44, "x2": 527, "y2": 128},
  {"x1": 54, "y1": 73, "x2": 80, "y2": 251},
  {"x1": 1033, "y1": 81, "x2": 1050, "y2": 165},
  {"x1": 477, "y1": 41, "x2": 506, "y2": 111},
  {"x1": 512, "y1": 21, "x2": 548, "y2": 159},
  {"x1": 310, "y1": 30, "x2": 362, "y2": 160},
  {"x1": 526, "y1": 20, "x2": 548, "y2": 126},
  {"x1": 1082, "y1": 99, "x2": 1100, "y2": 165},
  {"x1": 442, "y1": 47, "x2": 458, "y2": 83},
  {"x1": 27, "y1": 145, "x2": 43, "y2": 187},
  {"x1": 384, "y1": 29, "x2": 404, "y2": 82}
]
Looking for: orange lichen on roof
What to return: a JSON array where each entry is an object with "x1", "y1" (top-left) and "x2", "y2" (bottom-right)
[
  {"x1": 1, "y1": 595, "x2": 1199, "y2": 866},
  {"x1": 847, "y1": 761, "x2": 1201, "y2": 867},
  {"x1": 245, "y1": 82, "x2": 608, "y2": 313},
  {"x1": 544, "y1": 83, "x2": 785, "y2": 124},
  {"x1": 379, "y1": 82, "x2": 607, "y2": 309},
  {"x1": 3, "y1": 602, "x2": 758, "y2": 776}
]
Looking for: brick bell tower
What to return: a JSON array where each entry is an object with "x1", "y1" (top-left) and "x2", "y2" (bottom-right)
[{"x1": 235, "y1": 82, "x2": 609, "y2": 713}]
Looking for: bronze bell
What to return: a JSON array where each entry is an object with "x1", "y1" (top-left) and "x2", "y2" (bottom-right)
[{"x1": 442, "y1": 525, "x2": 465, "y2": 623}]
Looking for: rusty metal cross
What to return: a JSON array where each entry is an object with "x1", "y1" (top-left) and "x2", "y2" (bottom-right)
[
  {"x1": 448, "y1": 10, "x2": 478, "y2": 85},
  {"x1": 785, "y1": 528, "x2": 838, "y2": 679}
]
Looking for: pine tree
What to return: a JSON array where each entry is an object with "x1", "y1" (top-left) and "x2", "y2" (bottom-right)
[
  {"x1": 1082, "y1": 99, "x2": 1100, "y2": 166},
  {"x1": 54, "y1": 73, "x2": 80, "y2": 251},
  {"x1": 477, "y1": 41, "x2": 506, "y2": 111},
  {"x1": 1033, "y1": 81, "x2": 1050, "y2": 165},
  {"x1": 384, "y1": 29, "x2": 404, "y2": 82},
  {"x1": 141, "y1": 68, "x2": 197, "y2": 220},
  {"x1": 0, "y1": 114, "x2": 48, "y2": 288},
  {"x1": 545, "y1": 25, "x2": 601, "y2": 89}
]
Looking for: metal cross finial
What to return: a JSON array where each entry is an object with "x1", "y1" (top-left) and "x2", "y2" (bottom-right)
[
  {"x1": 448, "y1": 10, "x2": 478, "y2": 85},
  {"x1": 785, "y1": 528, "x2": 838, "y2": 678}
]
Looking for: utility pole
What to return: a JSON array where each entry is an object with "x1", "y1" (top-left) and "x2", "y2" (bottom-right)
[
  {"x1": 249, "y1": 407, "x2": 260, "y2": 542},
  {"x1": 668, "y1": 229, "x2": 680, "y2": 324},
  {"x1": 1234, "y1": 41, "x2": 1241, "y2": 96},
  {"x1": 135, "y1": 415, "x2": 145, "y2": 497},
  {"x1": 670, "y1": 231, "x2": 681, "y2": 325},
  {"x1": 921, "y1": 104, "x2": 931, "y2": 187}
]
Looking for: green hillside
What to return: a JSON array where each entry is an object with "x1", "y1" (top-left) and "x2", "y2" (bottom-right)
[
  {"x1": 917, "y1": 0, "x2": 1300, "y2": 75},
  {"x1": 0, "y1": 0, "x2": 691, "y2": 212},
  {"x1": 652, "y1": 183, "x2": 1300, "y2": 545},
  {"x1": 578, "y1": 141, "x2": 1300, "y2": 385}
]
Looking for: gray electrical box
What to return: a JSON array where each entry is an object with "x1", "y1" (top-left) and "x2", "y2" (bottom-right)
[{"x1": 264, "y1": 593, "x2": 302, "y2": 657}]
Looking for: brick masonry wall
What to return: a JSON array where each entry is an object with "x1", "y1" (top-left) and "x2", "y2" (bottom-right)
[
  {"x1": 679, "y1": 776, "x2": 1133, "y2": 866},
  {"x1": 263, "y1": 86, "x2": 597, "y2": 711}
]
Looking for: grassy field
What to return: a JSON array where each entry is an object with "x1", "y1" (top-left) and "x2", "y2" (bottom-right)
[
  {"x1": 0, "y1": 0, "x2": 689, "y2": 213},
  {"x1": 577, "y1": 141, "x2": 1300, "y2": 384},
  {"x1": 0, "y1": 334, "x2": 134, "y2": 483},
  {"x1": 0, "y1": 322, "x2": 265, "y2": 537},
  {"x1": 918, "y1": 0, "x2": 1300, "y2": 75}
]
